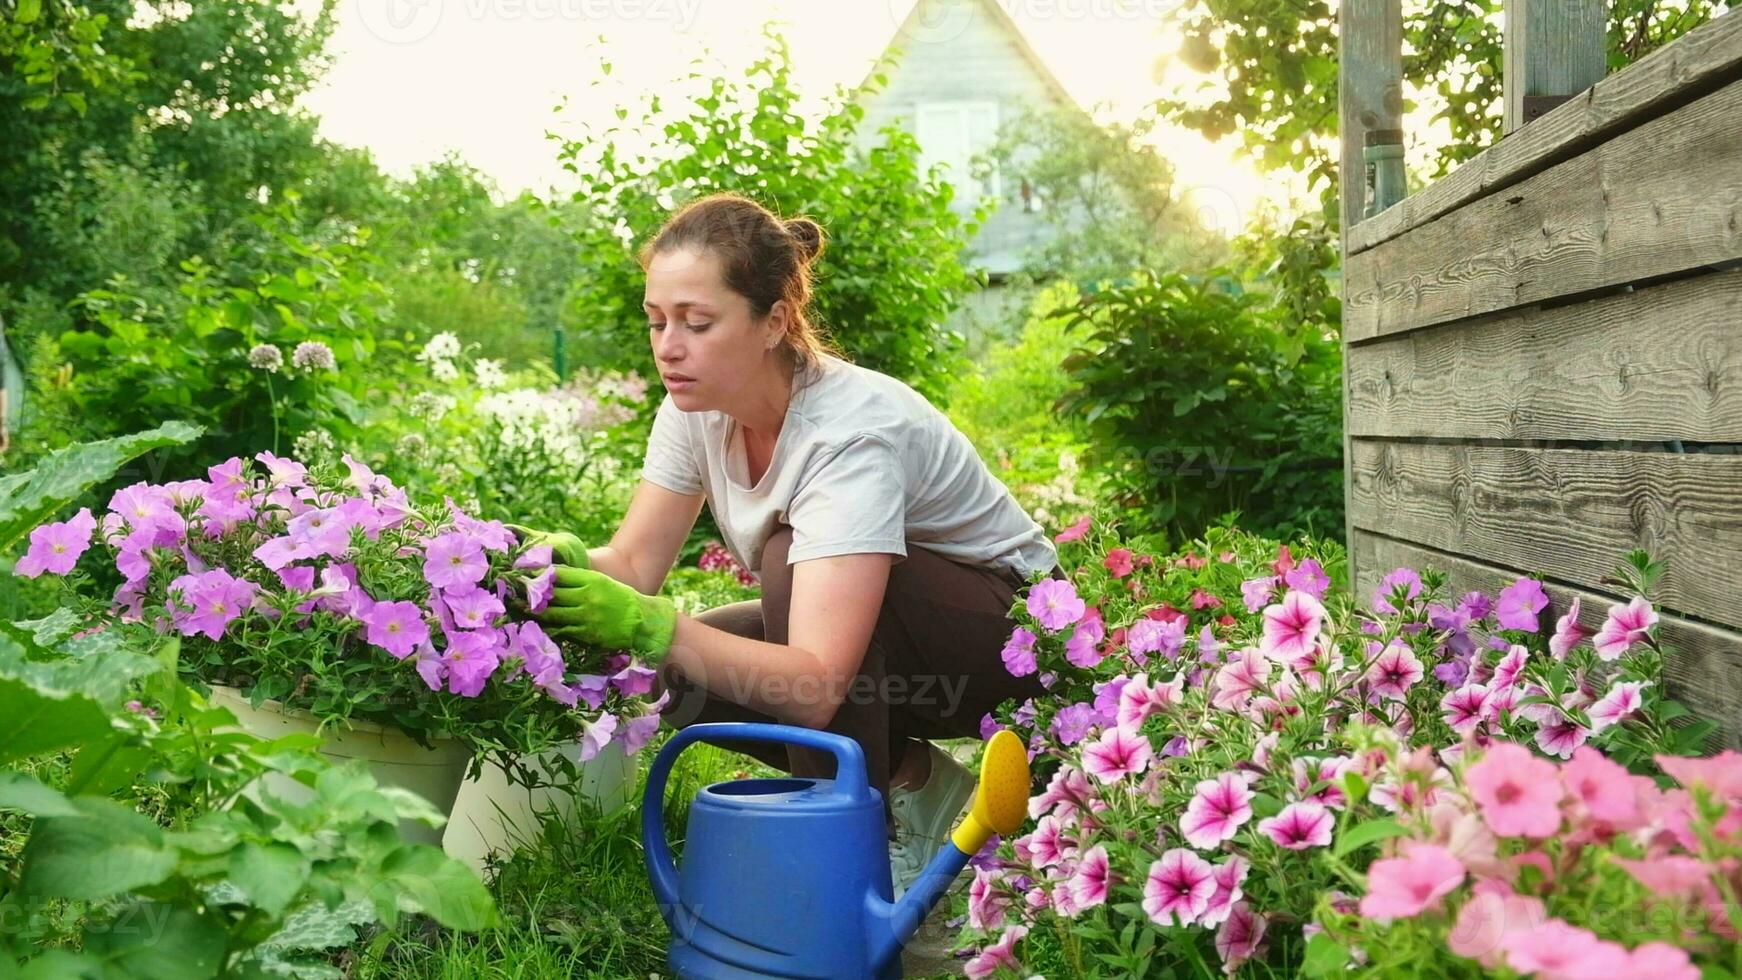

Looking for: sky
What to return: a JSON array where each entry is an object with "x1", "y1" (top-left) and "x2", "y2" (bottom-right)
[{"x1": 298, "y1": 0, "x2": 1299, "y2": 234}]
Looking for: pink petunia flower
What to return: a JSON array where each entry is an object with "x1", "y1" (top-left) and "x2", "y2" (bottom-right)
[
  {"x1": 1495, "y1": 577, "x2": 1549, "y2": 632},
  {"x1": 1442, "y1": 682, "x2": 1498, "y2": 738},
  {"x1": 1587, "y1": 679, "x2": 1649, "y2": 734},
  {"x1": 1126, "y1": 616, "x2": 1186, "y2": 660},
  {"x1": 1358, "y1": 842, "x2": 1465, "y2": 921},
  {"x1": 1365, "y1": 641, "x2": 1424, "y2": 700},
  {"x1": 1502, "y1": 919, "x2": 1629, "y2": 977},
  {"x1": 1214, "y1": 903, "x2": 1267, "y2": 973},
  {"x1": 1491, "y1": 644, "x2": 1529, "y2": 689},
  {"x1": 1291, "y1": 756, "x2": 1352, "y2": 809},
  {"x1": 423, "y1": 530, "x2": 488, "y2": 592},
  {"x1": 967, "y1": 868, "x2": 1009, "y2": 931},
  {"x1": 1102, "y1": 548, "x2": 1134, "y2": 578},
  {"x1": 1199, "y1": 855, "x2": 1249, "y2": 928},
  {"x1": 1068, "y1": 844, "x2": 1112, "y2": 911},
  {"x1": 1259, "y1": 801, "x2": 1333, "y2": 850},
  {"x1": 1446, "y1": 881, "x2": 1547, "y2": 968},
  {"x1": 1240, "y1": 576, "x2": 1278, "y2": 613},
  {"x1": 1026, "y1": 578, "x2": 1085, "y2": 632},
  {"x1": 1054, "y1": 515, "x2": 1091, "y2": 543},
  {"x1": 1284, "y1": 558, "x2": 1330, "y2": 599},
  {"x1": 1610, "y1": 856, "x2": 1718, "y2": 899},
  {"x1": 525, "y1": 566, "x2": 555, "y2": 614},
  {"x1": 1212, "y1": 648, "x2": 1271, "y2": 710},
  {"x1": 444, "y1": 586, "x2": 506, "y2": 630},
  {"x1": 1141, "y1": 848, "x2": 1215, "y2": 926},
  {"x1": 1025, "y1": 815, "x2": 1066, "y2": 868},
  {"x1": 442, "y1": 628, "x2": 503, "y2": 697},
  {"x1": 1372, "y1": 567, "x2": 1422, "y2": 615},
  {"x1": 1628, "y1": 942, "x2": 1700, "y2": 980},
  {"x1": 1560, "y1": 746, "x2": 1647, "y2": 827},
  {"x1": 1465, "y1": 742, "x2": 1564, "y2": 838},
  {"x1": 1548, "y1": 596, "x2": 1593, "y2": 659},
  {"x1": 173, "y1": 569, "x2": 260, "y2": 641},
  {"x1": 963, "y1": 924, "x2": 1028, "y2": 980},
  {"x1": 1063, "y1": 617, "x2": 1106, "y2": 668},
  {"x1": 1083, "y1": 725, "x2": 1154, "y2": 784},
  {"x1": 362, "y1": 600, "x2": 430, "y2": 659},
  {"x1": 1000, "y1": 627, "x2": 1038, "y2": 677},
  {"x1": 286, "y1": 506, "x2": 354, "y2": 561},
  {"x1": 1656, "y1": 749, "x2": 1742, "y2": 801},
  {"x1": 1593, "y1": 596, "x2": 1658, "y2": 660},
  {"x1": 1533, "y1": 715, "x2": 1590, "y2": 760},
  {"x1": 617, "y1": 691, "x2": 670, "y2": 753},
  {"x1": 1260, "y1": 590, "x2": 1325, "y2": 665},
  {"x1": 15, "y1": 508, "x2": 98, "y2": 577},
  {"x1": 1181, "y1": 772, "x2": 1255, "y2": 849}
]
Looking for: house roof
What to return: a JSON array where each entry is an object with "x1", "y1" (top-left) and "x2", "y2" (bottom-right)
[{"x1": 854, "y1": 0, "x2": 1082, "y2": 111}]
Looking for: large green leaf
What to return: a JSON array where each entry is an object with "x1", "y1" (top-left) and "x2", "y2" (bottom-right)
[
  {"x1": 82, "y1": 903, "x2": 225, "y2": 980},
  {"x1": 0, "y1": 653, "x2": 113, "y2": 766},
  {"x1": 17, "y1": 796, "x2": 178, "y2": 901},
  {"x1": 229, "y1": 841, "x2": 310, "y2": 918},
  {"x1": 0, "y1": 421, "x2": 201, "y2": 552},
  {"x1": 375, "y1": 845, "x2": 498, "y2": 931},
  {"x1": 0, "y1": 770, "x2": 80, "y2": 817}
]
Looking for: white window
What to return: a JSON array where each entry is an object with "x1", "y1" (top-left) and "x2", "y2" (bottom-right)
[{"x1": 914, "y1": 100, "x2": 1001, "y2": 208}]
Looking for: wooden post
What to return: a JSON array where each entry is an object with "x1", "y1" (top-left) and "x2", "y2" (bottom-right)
[
  {"x1": 1504, "y1": 0, "x2": 1608, "y2": 133},
  {"x1": 1339, "y1": 0, "x2": 1403, "y2": 600}
]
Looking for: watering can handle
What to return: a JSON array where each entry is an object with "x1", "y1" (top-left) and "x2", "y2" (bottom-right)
[{"x1": 641, "y1": 722, "x2": 873, "y2": 917}]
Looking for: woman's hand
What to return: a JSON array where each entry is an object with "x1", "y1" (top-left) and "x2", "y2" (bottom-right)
[{"x1": 535, "y1": 565, "x2": 678, "y2": 663}]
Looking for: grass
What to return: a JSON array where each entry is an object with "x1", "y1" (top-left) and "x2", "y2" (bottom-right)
[{"x1": 350, "y1": 737, "x2": 989, "y2": 979}]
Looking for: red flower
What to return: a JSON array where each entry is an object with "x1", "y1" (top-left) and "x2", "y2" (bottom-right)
[
  {"x1": 1217, "y1": 614, "x2": 1237, "y2": 627},
  {"x1": 1103, "y1": 548, "x2": 1135, "y2": 578},
  {"x1": 1189, "y1": 588, "x2": 1224, "y2": 610},
  {"x1": 1147, "y1": 604, "x2": 1186, "y2": 624}
]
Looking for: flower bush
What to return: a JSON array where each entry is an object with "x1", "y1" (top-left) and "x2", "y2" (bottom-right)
[
  {"x1": 16, "y1": 448, "x2": 662, "y2": 766},
  {"x1": 957, "y1": 516, "x2": 1724, "y2": 977}
]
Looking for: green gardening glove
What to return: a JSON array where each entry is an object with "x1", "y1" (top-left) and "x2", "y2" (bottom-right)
[
  {"x1": 535, "y1": 565, "x2": 677, "y2": 662},
  {"x1": 506, "y1": 523, "x2": 590, "y2": 569}
]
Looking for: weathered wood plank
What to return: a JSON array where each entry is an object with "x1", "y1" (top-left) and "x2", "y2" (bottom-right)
[
  {"x1": 1345, "y1": 76, "x2": 1742, "y2": 341},
  {"x1": 1347, "y1": 269, "x2": 1742, "y2": 441},
  {"x1": 1340, "y1": 0, "x2": 1403, "y2": 603},
  {"x1": 1352, "y1": 530, "x2": 1742, "y2": 748},
  {"x1": 1349, "y1": 440, "x2": 1742, "y2": 632},
  {"x1": 1348, "y1": 8, "x2": 1742, "y2": 256},
  {"x1": 1504, "y1": 0, "x2": 1608, "y2": 134}
]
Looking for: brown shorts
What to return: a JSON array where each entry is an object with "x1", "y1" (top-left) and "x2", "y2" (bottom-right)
[{"x1": 655, "y1": 526, "x2": 1055, "y2": 826}]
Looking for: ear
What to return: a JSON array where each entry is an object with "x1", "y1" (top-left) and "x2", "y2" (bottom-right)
[{"x1": 763, "y1": 300, "x2": 789, "y2": 351}]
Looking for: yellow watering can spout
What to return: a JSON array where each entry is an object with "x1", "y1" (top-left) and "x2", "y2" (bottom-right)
[{"x1": 950, "y1": 729, "x2": 1030, "y2": 856}]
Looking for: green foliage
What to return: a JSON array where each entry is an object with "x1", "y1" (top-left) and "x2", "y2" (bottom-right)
[
  {"x1": 0, "y1": 421, "x2": 200, "y2": 551},
  {"x1": 553, "y1": 27, "x2": 983, "y2": 402},
  {"x1": 942, "y1": 281, "x2": 1102, "y2": 531},
  {"x1": 1056, "y1": 269, "x2": 1343, "y2": 543},
  {"x1": 1160, "y1": 0, "x2": 1731, "y2": 213},
  {"x1": 986, "y1": 107, "x2": 1227, "y2": 285}
]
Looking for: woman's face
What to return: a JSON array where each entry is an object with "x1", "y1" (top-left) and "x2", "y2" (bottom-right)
[{"x1": 643, "y1": 245, "x2": 783, "y2": 413}]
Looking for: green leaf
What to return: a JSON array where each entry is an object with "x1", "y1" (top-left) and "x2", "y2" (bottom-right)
[
  {"x1": 15, "y1": 0, "x2": 41, "y2": 23},
  {"x1": 10, "y1": 949, "x2": 106, "y2": 979},
  {"x1": 230, "y1": 842, "x2": 310, "y2": 917},
  {"x1": 83, "y1": 903, "x2": 225, "y2": 980},
  {"x1": 0, "y1": 770, "x2": 80, "y2": 817},
  {"x1": 1333, "y1": 818, "x2": 1408, "y2": 858},
  {"x1": 0, "y1": 648, "x2": 114, "y2": 766},
  {"x1": 69, "y1": 730, "x2": 155, "y2": 797},
  {"x1": 18, "y1": 797, "x2": 178, "y2": 901},
  {"x1": 0, "y1": 421, "x2": 202, "y2": 552},
  {"x1": 375, "y1": 846, "x2": 498, "y2": 931},
  {"x1": 1300, "y1": 931, "x2": 1351, "y2": 977},
  {"x1": 10, "y1": 608, "x2": 82, "y2": 645}
]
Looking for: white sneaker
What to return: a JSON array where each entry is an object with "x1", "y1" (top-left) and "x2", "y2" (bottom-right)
[{"x1": 887, "y1": 742, "x2": 976, "y2": 900}]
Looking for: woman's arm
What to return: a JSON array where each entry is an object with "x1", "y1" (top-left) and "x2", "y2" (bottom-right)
[
  {"x1": 587, "y1": 479, "x2": 705, "y2": 596},
  {"x1": 664, "y1": 552, "x2": 894, "y2": 730}
]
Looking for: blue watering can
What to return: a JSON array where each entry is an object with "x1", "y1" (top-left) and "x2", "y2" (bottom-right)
[{"x1": 642, "y1": 722, "x2": 1030, "y2": 979}]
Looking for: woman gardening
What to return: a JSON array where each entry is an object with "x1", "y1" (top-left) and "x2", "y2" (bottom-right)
[{"x1": 515, "y1": 193, "x2": 1060, "y2": 897}]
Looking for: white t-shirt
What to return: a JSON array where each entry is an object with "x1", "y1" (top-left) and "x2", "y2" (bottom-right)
[{"x1": 640, "y1": 354, "x2": 1058, "y2": 581}]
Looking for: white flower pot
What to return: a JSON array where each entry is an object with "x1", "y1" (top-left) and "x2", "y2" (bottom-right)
[
  {"x1": 442, "y1": 740, "x2": 638, "y2": 873},
  {"x1": 208, "y1": 683, "x2": 471, "y2": 848}
]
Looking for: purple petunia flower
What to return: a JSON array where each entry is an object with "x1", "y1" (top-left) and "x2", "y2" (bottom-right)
[
  {"x1": 1372, "y1": 567, "x2": 1422, "y2": 615},
  {"x1": 362, "y1": 600, "x2": 430, "y2": 659},
  {"x1": 1000, "y1": 627, "x2": 1038, "y2": 677},
  {"x1": 1496, "y1": 577, "x2": 1549, "y2": 632},
  {"x1": 16, "y1": 508, "x2": 98, "y2": 577},
  {"x1": 525, "y1": 567, "x2": 555, "y2": 614},
  {"x1": 423, "y1": 531, "x2": 488, "y2": 592},
  {"x1": 442, "y1": 628, "x2": 502, "y2": 697},
  {"x1": 1026, "y1": 579, "x2": 1085, "y2": 632},
  {"x1": 610, "y1": 664, "x2": 657, "y2": 696},
  {"x1": 444, "y1": 586, "x2": 505, "y2": 631},
  {"x1": 580, "y1": 712, "x2": 619, "y2": 761},
  {"x1": 1051, "y1": 702, "x2": 1099, "y2": 746},
  {"x1": 171, "y1": 569, "x2": 259, "y2": 641}
]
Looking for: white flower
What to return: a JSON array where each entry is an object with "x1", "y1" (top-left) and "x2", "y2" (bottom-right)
[
  {"x1": 292, "y1": 427, "x2": 337, "y2": 462},
  {"x1": 291, "y1": 341, "x2": 336, "y2": 371},
  {"x1": 248, "y1": 343, "x2": 283, "y2": 372},
  {"x1": 418, "y1": 331, "x2": 463, "y2": 364},
  {"x1": 431, "y1": 359, "x2": 460, "y2": 383},
  {"x1": 474, "y1": 358, "x2": 507, "y2": 390}
]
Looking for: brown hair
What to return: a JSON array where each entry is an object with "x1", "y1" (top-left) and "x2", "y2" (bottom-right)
[{"x1": 638, "y1": 192, "x2": 841, "y2": 377}]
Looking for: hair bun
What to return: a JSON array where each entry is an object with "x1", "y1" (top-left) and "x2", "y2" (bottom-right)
[{"x1": 785, "y1": 217, "x2": 825, "y2": 263}]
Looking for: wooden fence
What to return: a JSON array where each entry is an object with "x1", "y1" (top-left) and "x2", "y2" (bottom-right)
[{"x1": 1337, "y1": 6, "x2": 1742, "y2": 744}]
